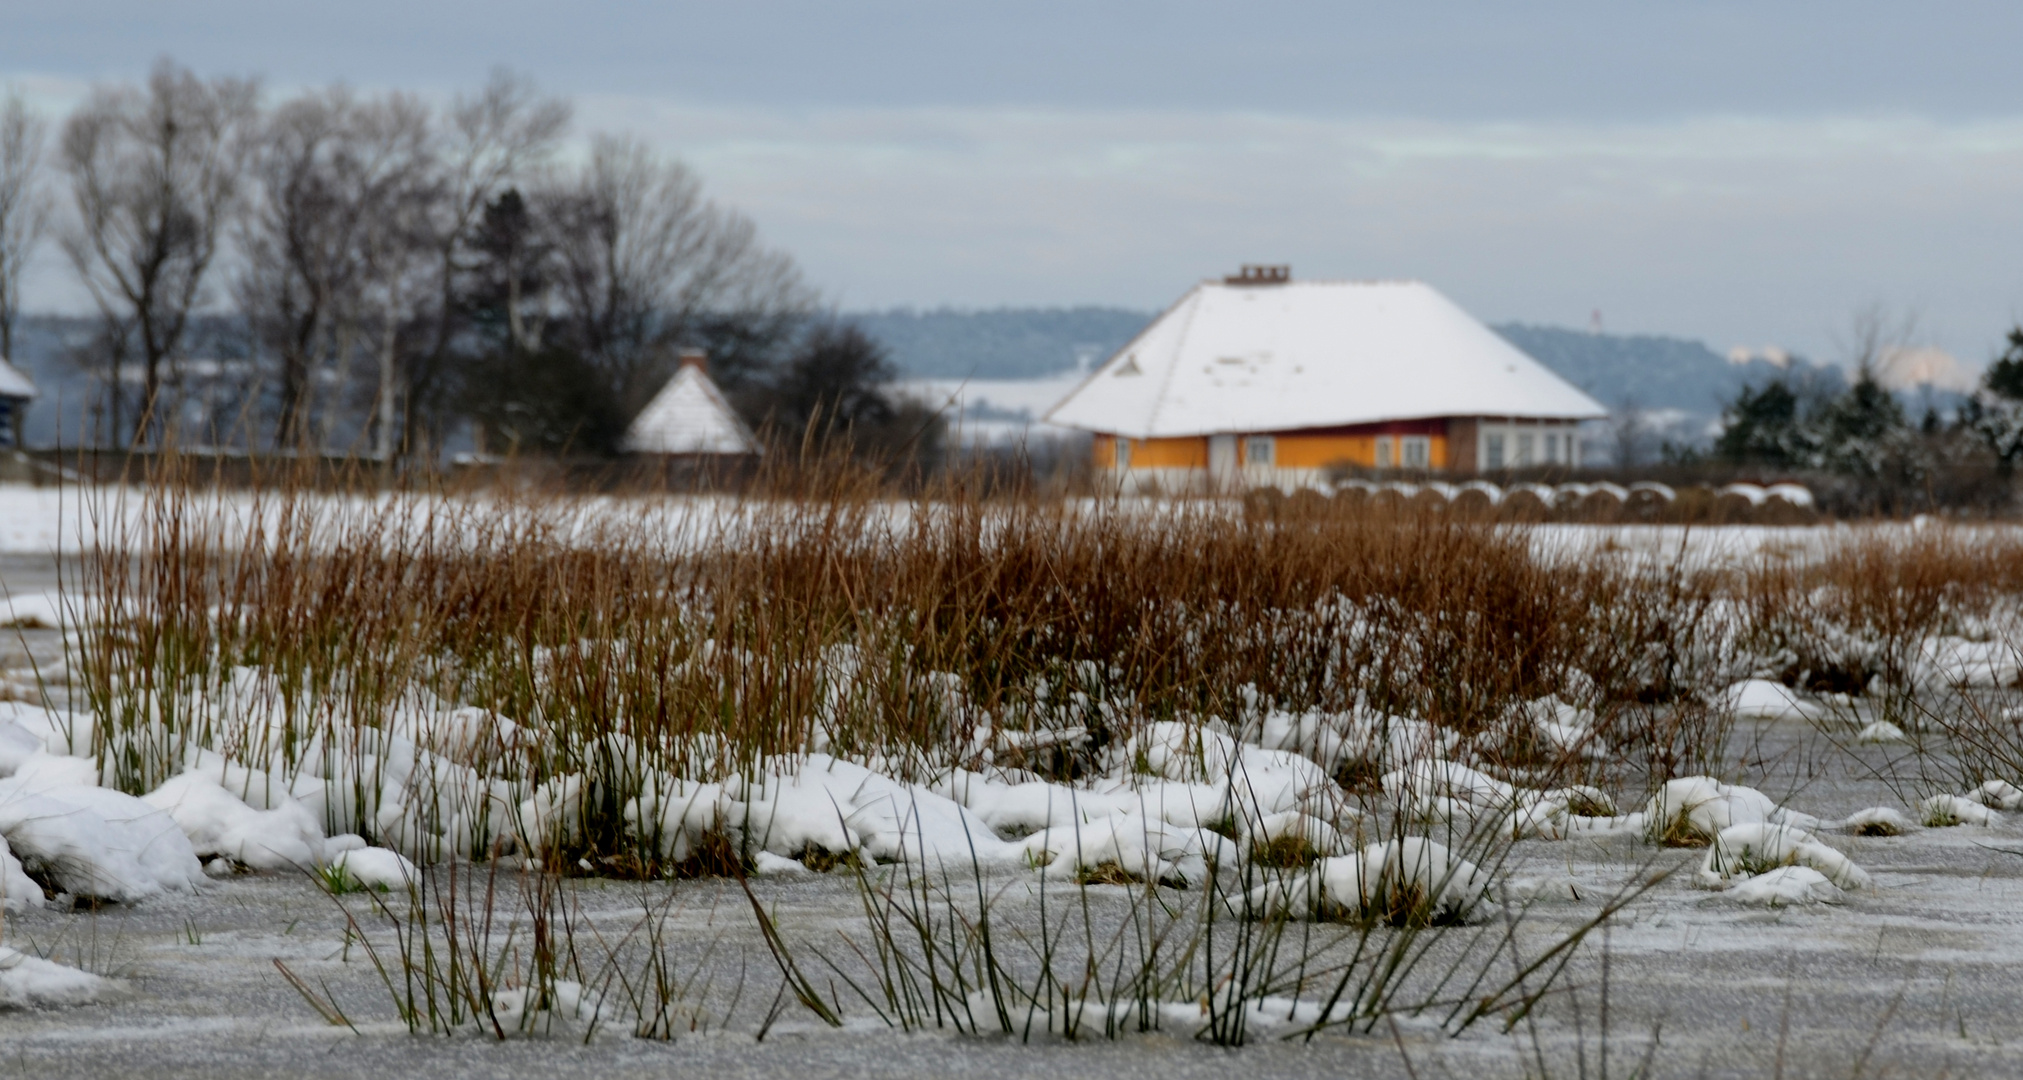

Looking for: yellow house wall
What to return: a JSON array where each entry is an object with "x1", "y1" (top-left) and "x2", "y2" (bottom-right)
[
  {"x1": 1095, "y1": 432, "x2": 1447, "y2": 470},
  {"x1": 1269, "y1": 433, "x2": 1448, "y2": 470},
  {"x1": 1094, "y1": 434, "x2": 1208, "y2": 469}
]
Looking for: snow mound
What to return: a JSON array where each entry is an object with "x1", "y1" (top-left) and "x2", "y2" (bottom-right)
[
  {"x1": 1838, "y1": 807, "x2": 1915, "y2": 836},
  {"x1": 1727, "y1": 866, "x2": 1844, "y2": 907},
  {"x1": 0, "y1": 777, "x2": 204, "y2": 902},
  {"x1": 1697, "y1": 823, "x2": 1869, "y2": 890},
  {"x1": 1243, "y1": 810, "x2": 1349, "y2": 860},
  {"x1": 1243, "y1": 837, "x2": 1490, "y2": 924},
  {"x1": 0, "y1": 946, "x2": 112, "y2": 1008},
  {"x1": 1023, "y1": 813, "x2": 1222, "y2": 886},
  {"x1": 1921, "y1": 794, "x2": 1997, "y2": 827},
  {"x1": 328, "y1": 847, "x2": 416, "y2": 892},
  {"x1": 142, "y1": 772, "x2": 327, "y2": 870},
  {"x1": 1642, "y1": 776, "x2": 1817, "y2": 846},
  {"x1": 1969, "y1": 779, "x2": 2023, "y2": 811}
]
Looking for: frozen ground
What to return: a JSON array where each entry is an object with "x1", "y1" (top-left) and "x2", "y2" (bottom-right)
[
  {"x1": 13, "y1": 495, "x2": 2023, "y2": 1076},
  {"x1": 0, "y1": 712, "x2": 2021, "y2": 1078}
]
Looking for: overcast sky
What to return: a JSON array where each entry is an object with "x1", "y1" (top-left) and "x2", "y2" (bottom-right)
[{"x1": 7, "y1": 1, "x2": 2023, "y2": 365}]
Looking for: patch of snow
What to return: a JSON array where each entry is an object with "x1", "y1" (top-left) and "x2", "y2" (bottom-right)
[
  {"x1": 1837, "y1": 807, "x2": 1915, "y2": 836},
  {"x1": 1722, "y1": 679, "x2": 1818, "y2": 720},
  {"x1": 1921, "y1": 794, "x2": 1997, "y2": 827},
  {"x1": 1697, "y1": 823, "x2": 1869, "y2": 890},
  {"x1": 1642, "y1": 776, "x2": 1818, "y2": 846},
  {"x1": 328, "y1": 847, "x2": 416, "y2": 891},
  {"x1": 1726, "y1": 866, "x2": 1844, "y2": 907},
  {"x1": 1855, "y1": 720, "x2": 1908, "y2": 744},
  {"x1": 1245, "y1": 837, "x2": 1491, "y2": 923},
  {"x1": 0, "y1": 776, "x2": 204, "y2": 902},
  {"x1": 0, "y1": 946, "x2": 112, "y2": 1008},
  {"x1": 141, "y1": 772, "x2": 327, "y2": 870}
]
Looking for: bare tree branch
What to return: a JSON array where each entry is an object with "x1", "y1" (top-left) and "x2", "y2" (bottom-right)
[
  {"x1": 59, "y1": 58, "x2": 258, "y2": 447},
  {"x1": 0, "y1": 88, "x2": 51, "y2": 372}
]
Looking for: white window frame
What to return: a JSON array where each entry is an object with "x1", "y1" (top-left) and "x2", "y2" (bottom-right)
[
  {"x1": 1544, "y1": 432, "x2": 1559, "y2": 464},
  {"x1": 1114, "y1": 438, "x2": 1131, "y2": 469},
  {"x1": 1374, "y1": 436, "x2": 1394, "y2": 470},
  {"x1": 1244, "y1": 435, "x2": 1275, "y2": 467},
  {"x1": 1401, "y1": 435, "x2": 1430, "y2": 469},
  {"x1": 1484, "y1": 433, "x2": 1505, "y2": 470},
  {"x1": 1516, "y1": 432, "x2": 1536, "y2": 467}
]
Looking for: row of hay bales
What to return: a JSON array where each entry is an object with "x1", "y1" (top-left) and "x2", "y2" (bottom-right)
[{"x1": 1250, "y1": 480, "x2": 1820, "y2": 524}]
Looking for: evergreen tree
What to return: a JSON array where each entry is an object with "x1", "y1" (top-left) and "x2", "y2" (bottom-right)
[
  {"x1": 1714, "y1": 380, "x2": 1802, "y2": 466},
  {"x1": 1971, "y1": 326, "x2": 2023, "y2": 471},
  {"x1": 1810, "y1": 366, "x2": 1909, "y2": 478}
]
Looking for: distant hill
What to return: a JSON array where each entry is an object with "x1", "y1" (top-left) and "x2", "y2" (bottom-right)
[
  {"x1": 852, "y1": 307, "x2": 1845, "y2": 442},
  {"x1": 846, "y1": 307, "x2": 1156, "y2": 380},
  {"x1": 1490, "y1": 323, "x2": 1842, "y2": 421}
]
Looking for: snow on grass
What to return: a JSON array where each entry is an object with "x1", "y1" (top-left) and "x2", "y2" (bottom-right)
[
  {"x1": 1696, "y1": 822, "x2": 1870, "y2": 891},
  {"x1": 1839, "y1": 807, "x2": 1916, "y2": 836},
  {"x1": 1921, "y1": 794, "x2": 1998, "y2": 827},
  {"x1": 1642, "y1": 776, "x2": 1819, "y2": 847},
  {"x1": 324, "y1": 846, "x2": 416, "y2": 892},
  {"x1": 1242, "y1": 837, "x2": 1492, "y2": 925}
]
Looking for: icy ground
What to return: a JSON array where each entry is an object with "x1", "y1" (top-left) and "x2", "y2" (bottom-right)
[
  {"x1": 13, "y1": 536, "x2": 2023, "y2": 1077},
  {"x1": 2, "y1": 707, "x2": 2023, "y2": 1078}
]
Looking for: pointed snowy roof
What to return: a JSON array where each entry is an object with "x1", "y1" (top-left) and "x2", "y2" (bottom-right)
[
  {"x1": 623, "y1": 362, "x2": 761, "y2": 455},
  {"x1": 1045, "y1": 279, "x2": 1606, "y2": 439},
  {"x1": 0, "y1": 359, "x2": 35, "y2": 400}
]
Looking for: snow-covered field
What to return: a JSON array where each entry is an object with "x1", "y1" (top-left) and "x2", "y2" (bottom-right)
[{"x1": 9, "y1": 484, "x2": 2023, "y2": 1076}]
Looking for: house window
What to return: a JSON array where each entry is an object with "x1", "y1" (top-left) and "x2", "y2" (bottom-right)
[
  {"x1": 1375, "y1": 436, "x2": 1393, "y2": 469},
  {"x1": 1484, "y1": 433, "x2": 1505, "y2": 470},
  {"x1": 1402, "y1": 436, "x2": 1430, "y2": 469},
  {"x1": 1114, "y1": 439, "x2": 1131, "y2": 469},
  {"x1": 1516, "y1": 433, "x2": 1536, "y2": 466},
  {"x1": 1244, "y1": 435, "x2": 1275, "y2": 467},
  {"x1": 1544, "y1": 433, "x2": 1559, "y2": 464}
]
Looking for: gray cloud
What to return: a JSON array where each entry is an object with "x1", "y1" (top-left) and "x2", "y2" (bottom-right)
[{"x1": 7, "y1": 4, "x2": 2023, "y2": 362}]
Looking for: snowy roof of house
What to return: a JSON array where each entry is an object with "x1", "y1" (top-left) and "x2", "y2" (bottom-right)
[
  {"x1": 1044, "y1": 279, "x2": 1607, "y2": 439},
  {"x1": 623, "y1": 363, "x2": 761, "y2": 455},
  {"x1": 0, "y1": 359, "x2": 36, "y2": 400}
]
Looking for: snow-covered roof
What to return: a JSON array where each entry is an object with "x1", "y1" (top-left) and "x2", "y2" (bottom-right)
[
  {"x1": 0, "y1": 359, "x2": 36, "y2": 400},
  {"x1": 623, "y1": 363, "x2": 761, "y2": 455},
  {"x1": 1045, "y1": 279, "x2": 1607, "y2": 439}
]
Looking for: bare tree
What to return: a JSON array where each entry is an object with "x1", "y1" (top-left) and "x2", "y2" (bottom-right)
[
  {"x1": 60, "y1": 59, "x2": 258, "y2": 446},
  {"x1": 400, "y1": 68, "x2": 569, "y2": 458},
  {"x1": 0, "y1": 89, "x2": 51, "y2": 370},
  {"x1": 1609, "y1": 394, "x2": 1648, "y2": 471},
  {"x1": 238, "y1": 86, "x2": 433, "y2": 449},
  {"x1": 1837, "y1": 302, "x2": 1920, "y2": 381},
  {"x1": 542, "y1": 134, "x2": 814, "y2": 415}
]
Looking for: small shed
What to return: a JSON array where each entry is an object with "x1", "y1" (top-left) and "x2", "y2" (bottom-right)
[
  {"x1": 0, "y1": 359, "x2": 35, "y2": 449},
  {"x1": 623, "y1": 349, "x2": 762, "y2": 456}
]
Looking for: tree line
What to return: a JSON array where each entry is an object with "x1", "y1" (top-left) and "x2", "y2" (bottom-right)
[
  {"x1": 1706, "y1": 311, "x2": 2023, "y2": 514},
  {"x1": 0, "y1": 60, "x2": 931, "y2": 461}
]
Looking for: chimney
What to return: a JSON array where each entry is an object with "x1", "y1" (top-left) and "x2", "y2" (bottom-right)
[
  {"x1": 678, "y1": 347, "x2": 708, "y2": 374},
  {"x1": 1224, "y1": 264, "x2": 1290, "y2": 286}
]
